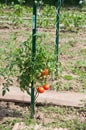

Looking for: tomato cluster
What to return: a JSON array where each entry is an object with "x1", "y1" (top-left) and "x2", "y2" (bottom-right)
[
  {"x1": 37, "y1": 68, "x2": 50, "y2": 93},
  {"x1": 37, "y1": 84, "x2": 50, "y2": 93}
]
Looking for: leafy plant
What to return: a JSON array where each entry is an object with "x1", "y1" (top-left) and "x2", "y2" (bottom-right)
[
  {"x1": 2, "y1": 35, "x2": 56, "y2": 96},
  {"x1": 8, "y1": 4, "x2": 24, "y2": 26},
  {"x1": 60, "y1": 10, "x2": 86, "y2": 30}
]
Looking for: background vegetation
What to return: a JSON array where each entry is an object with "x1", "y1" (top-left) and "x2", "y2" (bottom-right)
[{"x1": 0, "y1": 0, "x2": 86, "y2": 6}]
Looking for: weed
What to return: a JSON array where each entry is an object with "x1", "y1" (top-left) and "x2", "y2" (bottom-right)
[{"x1": 64, "y1": 75, "x2": 73, "y2": 80}]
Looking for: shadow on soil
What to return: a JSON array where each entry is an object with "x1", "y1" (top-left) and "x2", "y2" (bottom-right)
[{"x1": 0, "y1": 101, "x2": 23, "y2": 119}]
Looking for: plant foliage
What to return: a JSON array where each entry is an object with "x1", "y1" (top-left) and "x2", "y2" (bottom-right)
[{"x1": 2, "y1": 35, "x2": 56, "y2": 95}]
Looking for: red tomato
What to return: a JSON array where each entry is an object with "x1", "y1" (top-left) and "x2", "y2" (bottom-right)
[
  {"x1": 41, "y1": 68, "x2": 49, "y2": 76},
  {"x1": 43, "y1": 84, "x2": 50, "y2": 90},
  {"x1": 37, "y1": 86, "x2": 45, "y2": 93}
]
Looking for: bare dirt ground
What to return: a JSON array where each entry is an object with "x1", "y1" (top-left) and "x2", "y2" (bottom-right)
[{"x1": 0, "y1": 100, "x2": 86, "y2": 130}]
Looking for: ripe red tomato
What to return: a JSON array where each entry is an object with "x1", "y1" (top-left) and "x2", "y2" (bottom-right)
[
  {"x1": 43, "y1": 84, "x2": 50, "y2": 90},
  {"x1": 37, "y1": 86, "x2": 45, "y2": 93},
  {"x1": 41, "y1": 68, "x2": 49, "y2": 76}
]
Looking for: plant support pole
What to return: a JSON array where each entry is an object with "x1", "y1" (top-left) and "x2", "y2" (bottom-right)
[
  {"x1": 31, "y1": 0, "x2": 37, "y2": 118},
  {"x1": 56, "y1": 0, "x2": 61, "y2": 74}
]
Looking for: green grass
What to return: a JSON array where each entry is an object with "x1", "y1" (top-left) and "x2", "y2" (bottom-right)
[{"x1": 0, "y1": 117, "x2": 20, "y2": 130}]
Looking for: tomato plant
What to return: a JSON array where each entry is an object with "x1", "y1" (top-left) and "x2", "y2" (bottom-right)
[
  {"x1": 2, "y1": 35, "x2": 56, "y2": 95},
  {"x1": 37, "y1": 86, "x2": 45, "y2": 93},
  {"x1": 43, "y1": 84, "x2": 50, "y2": 90}
]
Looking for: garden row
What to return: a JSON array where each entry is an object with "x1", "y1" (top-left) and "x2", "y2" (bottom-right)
[{"x1": 0, "y1": 4, "x2": 86, "y2": 31}]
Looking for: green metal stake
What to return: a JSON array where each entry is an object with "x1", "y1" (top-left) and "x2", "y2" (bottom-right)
[
  {"x1": 56, "y1": 0, "x2": 61, "y2": 74},
  {"x1": 31, "y1": 0, "x2": 37, "y2": 118}
]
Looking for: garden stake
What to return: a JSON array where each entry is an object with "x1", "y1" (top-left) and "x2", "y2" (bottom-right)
[
  {"x1": 55, "y1": 0, "x2": 61, "y2": 75},
  {"x1": 31, "y1": 0, "x2": 37, "y2": 118}
]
